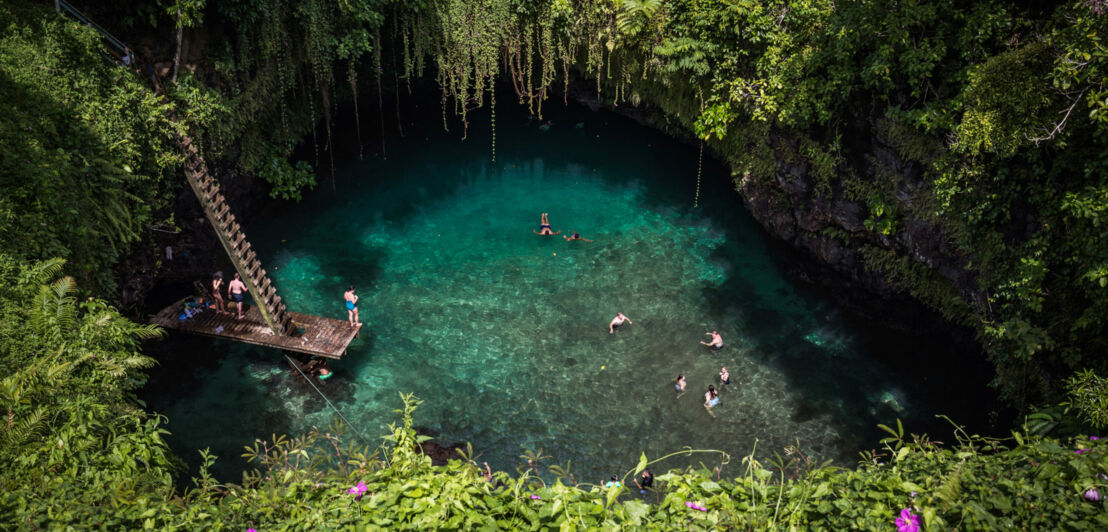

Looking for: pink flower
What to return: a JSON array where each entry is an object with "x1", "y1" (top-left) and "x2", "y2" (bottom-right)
[
  {"x1": 1086, "y1": 488, "x2": 1101, "y2": 502},
  {"x1": 530, "y1": 495, "x2": 541, "y2": 500},
  {"x1": 247, "y1": 529, "x2": 256, "y2": 532},
  {"x1": 685, "y1": 501, "x2": 707, "y2": 512},
  {"x1": 1091, "y1": 436, "x2": 1100, "y2": 441},
  {"x1": 895, "y1": 508, "x2": 920, "y2": 532},
  {"x1": 348, "y1": 481, "x2": 367, "y2": 500}
]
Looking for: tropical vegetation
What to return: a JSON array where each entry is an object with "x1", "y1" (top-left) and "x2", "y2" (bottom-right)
[{"x1": 2, "y1": 0, "x2": 1108, "y2": 528}]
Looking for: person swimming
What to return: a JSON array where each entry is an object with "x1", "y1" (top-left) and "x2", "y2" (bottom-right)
[
  {"x1": 563, "y1": 231, "x2": 593, "y2": 242},
  {"x1": 674, "y1": 374, "x2": 686, "y2": 393},
  {"x1": 609, "y1": 312, "x2": 632, "y2": 334},
  {"x1": 532, "y1": 212, "x2": 561, "y2": 236},
  {"x1": 701, "y1": 330, "x2": 723, "y2": 350},
  {"x1": 720, "y1": 366, "x2": 731, "y2": 385},
  {"x1": 704, "y1": 385, "x2": 720, "y2": 409}
]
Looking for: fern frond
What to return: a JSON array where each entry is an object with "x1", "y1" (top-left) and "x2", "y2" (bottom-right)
[
  {"x1": 1, "y1": 405, "x2": 48, "y2": 448},
  {"x1": 20, "y1": 258, "x2": 66, "y2": 289}
]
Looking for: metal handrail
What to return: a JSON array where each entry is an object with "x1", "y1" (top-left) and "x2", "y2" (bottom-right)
[{"x1": 55, "y1": 0, "x2": 129, "y2": 55}]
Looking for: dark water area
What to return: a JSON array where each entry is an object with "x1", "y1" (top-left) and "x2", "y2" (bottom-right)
[{"x1": 142, "y1": 83, "x2": 1001, "y2": 485}]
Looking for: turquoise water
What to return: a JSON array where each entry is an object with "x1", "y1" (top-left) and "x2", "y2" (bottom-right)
[{"x1": 144, "y1": 94, "x2": 991, "y2": 483}]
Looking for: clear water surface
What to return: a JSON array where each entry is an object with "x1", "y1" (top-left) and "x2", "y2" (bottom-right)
[{"x1": 143, "y1": 91, "x2": 993, "y2": 483}]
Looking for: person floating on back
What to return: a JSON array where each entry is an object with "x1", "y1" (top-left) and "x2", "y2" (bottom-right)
[
  {"x1": 532, "y1": 212, "x2": 561, "y2": 236},
  {"x1": 563, "y1": 231, "x2": 593, "y2": 242},
  {"x1": 701, "y1": 330, "x2": 723, "y2": 350},
  {"x1": 344, "y1": 285, "x2": 362, "y2": 327},
  {"x1": 609, "y1": 312, "x2": 632, "y2": 334},
  {"x1": 228, "y1": 273, "x2": 247, "y2": 320}
]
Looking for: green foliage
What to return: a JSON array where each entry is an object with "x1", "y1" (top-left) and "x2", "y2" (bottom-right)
[
  {"x1": 953, "y1": 42, "x2": 1058, "y2": 156},
  {"x1": 0, "y1": 3, "x2": 180, "y2": 294},
  {"x1": 257, "y1": 155, "x2": 317, "y2": 201},
  {"x1": 1065, "y1": 369, "x2": 1108, "y2": 430},
  {"x1": 0, "y1": 255, "x2": 176, "y2": 530}
]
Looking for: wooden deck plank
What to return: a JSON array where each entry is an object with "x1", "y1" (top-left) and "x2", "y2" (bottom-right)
[{"x1": 150, "y1": 298, "x2": 359, "y2": 359}]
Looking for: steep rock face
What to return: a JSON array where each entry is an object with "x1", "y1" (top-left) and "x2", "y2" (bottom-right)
[
  {"x1": 566, "y1": 81, "x2": 981, "y2": 326},
  {"x1": 739, "y1": 124, "x2": 985, "y2": 319}
]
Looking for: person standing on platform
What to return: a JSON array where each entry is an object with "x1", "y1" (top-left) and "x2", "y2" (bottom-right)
[
  {"x1": 211, "y1": 271, "x2": 228, "y2": 315},
  {"x1": 344, "y1": 285, "x2": 362, "y2": 327},
  {"x1": 228, "y1": 273, "x2": 247, "y2": 319}
]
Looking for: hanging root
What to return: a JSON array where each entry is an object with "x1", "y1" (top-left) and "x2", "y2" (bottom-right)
[{"x1": 694, "y1": 142, "x2": 703, "y2": 208}]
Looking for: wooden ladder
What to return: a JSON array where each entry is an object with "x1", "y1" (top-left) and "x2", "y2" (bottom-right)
[{"x1": 178, "y1": 135, "x2": 291, "y2": 335}]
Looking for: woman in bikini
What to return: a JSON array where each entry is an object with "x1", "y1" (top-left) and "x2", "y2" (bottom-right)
[
  {"x1": 211, "y1": 272, "x2": 228, "y2": 314},
  {"x1": 532, "y1": 212, "x2": 561, "y2": 236}
]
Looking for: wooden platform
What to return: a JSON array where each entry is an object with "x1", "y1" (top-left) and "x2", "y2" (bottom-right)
[{"x1": 151, "y1": 298, "x2": 359, "y2": 359}]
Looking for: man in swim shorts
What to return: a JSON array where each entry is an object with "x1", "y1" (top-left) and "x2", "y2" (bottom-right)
[
  {"x1": 563, "y1": 231, "x2": 593, "y2": 242},
  {"x1": 701, "y1": 330, "x2": 723, "y2": 350},
  {"x1": 532, "y1": 212, "x2": 561, "y2": 236},
  {"x1": 609, "y1": 312, "x2": 632, "y2": 334},
  {"x1": 228, "y1": 273, "x2": 247, "y2": 319},
  {"x1": 344, "y1": 285, "x2": 361, "y2": 327}
]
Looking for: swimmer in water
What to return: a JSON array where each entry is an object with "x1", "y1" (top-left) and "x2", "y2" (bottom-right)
[
  {"x1": 532, "y1": 212, "x2": 561, "y2": 236},
  {"x1": 720, "y1": 366, "x2": 731, "y2": 385},
  {"x1": 563, "y1": 231, "x2": 593, "y2": 242},
  {"x1": 701, "y1": 330, "x2": 723, "y2": 350},
  {"x1": 704, "y1": 385, "x2": 720, "y2": 410},
  {"x1": 674, "y1": 374, "x2": 687, "y2": 397},
  {"x1": 609, "y1": 312, "x2": 632, "y2": 334}
]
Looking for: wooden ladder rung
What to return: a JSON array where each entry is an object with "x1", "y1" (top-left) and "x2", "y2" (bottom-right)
[
  {"x1": 216, "y1": 204, "x2": 230, "y2": 221},
  {"x1": 232, "y1": 231, "x2": 246, "y2": 249},
  {"x1": 254, "y1": 268, "x2": 266, "y2": 285},
  {"x1": 258, "y1": 277, "x2": 271, "y2": 295},
  {"x1": 222, "y1": 213, "x2": 237, "y2": 231},
  {"x1": 237, "y1": 241, "x2": 252, "y2": 258}
]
